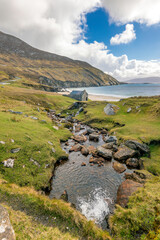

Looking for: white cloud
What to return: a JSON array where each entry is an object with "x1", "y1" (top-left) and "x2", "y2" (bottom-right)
[
  {"x1": 0, "y1": 0, "x2": 160, "y2": 81},
  {"x1": 102, "y1": 0, "x2": 160, "y2": 25},
  {"x1": 110, "y1": 24, "x2": 136, "y2": 45}
]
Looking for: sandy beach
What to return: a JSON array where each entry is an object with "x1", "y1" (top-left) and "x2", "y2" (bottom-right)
[{"x1": 58, "y1": 91, "x2": 123, "y2": 102}]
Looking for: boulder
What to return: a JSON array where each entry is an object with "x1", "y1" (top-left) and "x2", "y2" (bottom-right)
[
  {"x1": 104, "y1": 136, "x2": 117, "y2": 144},
  {"x1": 116, "y1": 179, "x2": 143, "y2": 207},
  {"x1": 125, "y1": 140, "x2": 150, "y2": 156},
  {"x1": 89, "y1": 133, "x2": 99, "y2": 142},
  {"x1": 3, "y1": 158, "x2": 15, "y2": 168},
  {"x1": 97, "y1": 146, "x2": 112, "y2": 160},
  {"x1": 89, "y1": 156, "x2": 104, "y2": 164},
  {"x1": 114, "y1": 146, "x2": 136, "y2": 162},
  {"x1": 125, "y1": 172, "x2": 145, "y2": 184},
  {"x1": 113, "y1": 162, "x2": 126, "y2": 173},
  {"x1": 104, "y1": 104, "x2": 119, "y2": 115},
  {"x1": 81, "y1": 146, "x2": 89, "y2": 156},
  {"x1": 0, "y1": 205, "x2": 15, "y2": 240},
  {"x1": 126, "y1": 158, "x2": 140, "y2": 169},
  {"x1": 69, "y1": 144, "x2": 82, "y2": 152},
  {"x1": 73, "y1": 135, "x2": 87, "y2": 143},
  {"x1": 102, "y1": 142, "x2": 118, "y2": 152}
]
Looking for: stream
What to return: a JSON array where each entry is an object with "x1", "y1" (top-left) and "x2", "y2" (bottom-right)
[{"x1": 50, "y1": 122, "x2": 132, "y2": 228}]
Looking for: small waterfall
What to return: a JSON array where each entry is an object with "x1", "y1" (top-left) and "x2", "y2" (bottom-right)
[{"x1": 77, "y1": 188, "x2": 112, "y2": 225}]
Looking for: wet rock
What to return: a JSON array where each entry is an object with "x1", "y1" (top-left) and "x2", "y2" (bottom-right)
[
  {"x1": 81, "y1": 146, "x2": 89, "y2": 156},
  {"x1": 73, "y1": 135, "x2": 87, "y2": 143},
  {"x1": 75, "y1": 124, "x2": 81, "y2": 132},
  {"x1": 0, "y1": 205, "x2": 15, "y2": 240},
  {"x1": 86, "y1": 128, "x2": 95, "y2": 135},
  {"x1": 125, "y1": 140, "x2": 150, "y2": 156},
  {"x1": 125, "y1": 172, "x2": 145, "y2": 184},
  {"x1": 113, "y1": 162, "x2": 126, "y2": 173},
  {"x1": 127, "y1": 107, "x2": 132, "y2": 113},
  {"x1": 97, "y1": 146, "x2": 112, "y2": 160},
  {"x1": 69, "y1": 144, "x2": 82, "y2": 152},
  {"x1": 104, "y1": 135, "x2": 117, "y2": 144},
  {"x1": 81, "y1": 162, "x2": 86, "y2": 166},
  {"x1": 60, "y1": 190, "x2": 68, "y2": 202},
  {"x1": 89, "y1": 156, "x2": 104, "y2": 164},
  {"x1": 102, "y1": 142, "x2": 118, "y2": 152},
  {"x1": 11, "y1": 148, "x2": 21, "y2": 153},
  {"x1": 104, "y1": 104, "x2": 119, "y2": 115},
  {"x1": 89, "y1": 133, "x2": 99, "y2": 142},
  {"x1": 126, "y1": 158, "x2": 140, "y2": 169},
  {"x1": 116, "y1": 179, "x2": 143, "y2": 207},
  {"x1": 114, "y1": 146, "x2": 136, "y2": 163},
  {"x1": 88, "y1": 146, "x2": 96, "y2": 155},
  {"x1": 3, "y1": 158, "x2": 15, "y2": 168}
]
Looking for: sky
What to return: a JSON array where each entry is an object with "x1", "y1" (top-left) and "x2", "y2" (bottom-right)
[{"x1": 0, "y1": 0, "x2": 160, "y2": 81}]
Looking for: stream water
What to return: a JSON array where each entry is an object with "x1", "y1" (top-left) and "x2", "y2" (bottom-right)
[{"x1": 50, "y1": 123, "x2": 131, "y2": 228}]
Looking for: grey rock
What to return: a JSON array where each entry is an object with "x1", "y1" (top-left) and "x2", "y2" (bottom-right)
[
  {"x1": 125, "y1": 140, "x2": 150, "y2": 155},
  {"x1": 11, "y1": 148, "x2": 21, "y2": 153},
  {"x1": 97, "y1": 146, "x2": 112, "y2": 160},
  {"x1": 104, "y1": 135, "x2": 117, "y2": 144},
  {"x1": 30, "y1": 158, "x2": 40, "y2": 167},
  {"x1": 104, "y1": 104, "x2": 119, "y2": 115},
  {"x1": 114, "y1": 146, "x2": 136, "y2": 162},
  {"x1": 127, "y1": 107, "x2": 132, "y2": 113},
  {"x1": 30, "y1": 116, "x2": 38, "y2": 120},
  {"x1": 9, "y1": 110, "x2": 23, "y2": 115},
  {"x1": 0, "y1": 205, "x2": 15, "y2": 240},
  {"x1": 48, "y1": 141, "x2": 53, "y2": 146},
  {"x1": 126, "y1": 158, "x2": 140, "y2": 169},
  {"x1": 3, "y1": 158, "x2": 15, "y2": 168},
  {"x1": 52, "y1": 148, "x2": 56, "y2": 153},
  {"x1": 41, "y1": 120, "x2": 47, "y2": 123},
  {"x1": 0, "y1": 141, "x2": 5, "y2": 144}
]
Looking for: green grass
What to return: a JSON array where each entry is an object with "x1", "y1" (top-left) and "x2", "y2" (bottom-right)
[
  {"x1": 0, "y1": 178, "x2": 111, "y2": 240},
  {"x1": 0, "y1": 86, "x2": 75, "y2": 190}
]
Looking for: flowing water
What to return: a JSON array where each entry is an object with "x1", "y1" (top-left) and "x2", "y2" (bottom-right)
[{"x1": 50, "y1": 124, "x2": 132, "y2": 228}]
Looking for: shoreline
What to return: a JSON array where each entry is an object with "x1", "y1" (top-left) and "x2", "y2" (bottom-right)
[{"x1": 58, "y1": 91, "x2": 125, "y2": 102}]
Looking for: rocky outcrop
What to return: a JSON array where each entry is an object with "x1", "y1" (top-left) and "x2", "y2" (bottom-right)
[
  {"x1": 97, "y1": 146, "x2": 112, "y2": 160},
  {"x1": 0, "y1": 205, "x2": 15, "y2": 240},
  {"x1": 116, "y1": 180, "x2": 143, "y2": 207},
  {"x1": 125, "y1": 140, "x2": 150, "y2": 156},
  {"x1": 114, "y1": 146, "x2": 136, "y2": 162},
  {"x1": 104, "y1": 104, "x2": 119, "y2": 115}
]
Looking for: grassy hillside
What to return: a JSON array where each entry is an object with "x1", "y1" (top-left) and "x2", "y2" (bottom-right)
[{"x1": 0, "y1": 31, "x2": 119, "y2": 88}]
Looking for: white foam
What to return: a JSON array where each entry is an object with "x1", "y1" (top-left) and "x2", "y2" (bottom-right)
[{"x1": 77, "y1": 188, "x2": 112, "y2": 225}]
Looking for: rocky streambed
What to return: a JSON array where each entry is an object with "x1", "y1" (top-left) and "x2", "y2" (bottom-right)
[{"x1": 49, "y1": 110, "x2": 150, "y2": 229}]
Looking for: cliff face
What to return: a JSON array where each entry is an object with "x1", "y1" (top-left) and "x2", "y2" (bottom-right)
[{"x1": 0, "y1": 31, "x2": 119, "y2": 88}]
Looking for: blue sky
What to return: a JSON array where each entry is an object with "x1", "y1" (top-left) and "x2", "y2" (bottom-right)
[
  {"x1": 85, "y1": 8, "x2": 160, "y2": 61},
  {"x1": 1, "y1": 0, "x2": 160, "y2": 80}
]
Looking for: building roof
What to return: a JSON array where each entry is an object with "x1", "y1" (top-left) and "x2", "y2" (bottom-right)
[{"x1": 70, "y1": 90, "x2": 86, "y2": 96}]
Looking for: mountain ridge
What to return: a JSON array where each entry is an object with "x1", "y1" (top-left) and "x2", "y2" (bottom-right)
[
  {"x1": 126, "y1": 77, "x2": 160, "y2": 84},
  {"x1": 0, "y1": 31, "x2": 119, "y2": 89}
]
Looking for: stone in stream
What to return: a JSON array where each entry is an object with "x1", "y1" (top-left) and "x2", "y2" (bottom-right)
[
  {"x1": 89, "y1": 156, "x2": 105, "y2": 165},
  {"x1": 88, "y1": 146, "x2": 96, "y2": 155},
  {"x1": 126, "y1": 158, "x2": 140, "y2": 169},
  {"x1": 97, "y1": 146, "x2": 112, "y2": 160},
  {"x1": 112, "y1": 162, "x2": 126, "y2": 173},
  {"x1": 114, "y1": 146, "x2": 136, "y2": 163},
  {"x1": 104, "y1": 135, "x2": 117, "y2": 144},
  {"x1": 102, "y1": 142, "x2": 118, "y2": 152},
  {"x1": 11, "y1": 148, "x2": 21, "y2": 153},
  {"x1": 125, "y1": 140, "x2": 150, "y2": 156},
  {"x1": 81, "y1": 162, "x2": 86, "y2": 166},
  {"x1": 75, "y1": 124, "x2": 81, "y2": 132},
  {"x1": 73, "y1": 135, "x2": 87, "y2": 143},
  {"x1": 116, "y1": 179, "x2": 143, "y2": 207},
  {"x1": 89, "y1": 133, "x2": 99, "y2": 142},
  {"x1": 81, "y1": 146, "x2": 89, "y2": 156},
  {"x1": 3, "y1": 158, "x2": 15, "y2": 168},
  {"x1": 69, "y1": 144, "x2": 82, "y2": 152},
  {"x1": 0, "y1": 205, "x2": 16, "y2": 240}
]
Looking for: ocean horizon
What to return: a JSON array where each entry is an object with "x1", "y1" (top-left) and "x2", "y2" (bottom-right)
[{"x1": 68, "y1": 83, "x2": 160, "y2": 98}]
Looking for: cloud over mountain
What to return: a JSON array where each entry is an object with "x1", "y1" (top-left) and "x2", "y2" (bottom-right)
[{"x1": 0, "y1": 0, "x2": 160, "y2": 81}]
